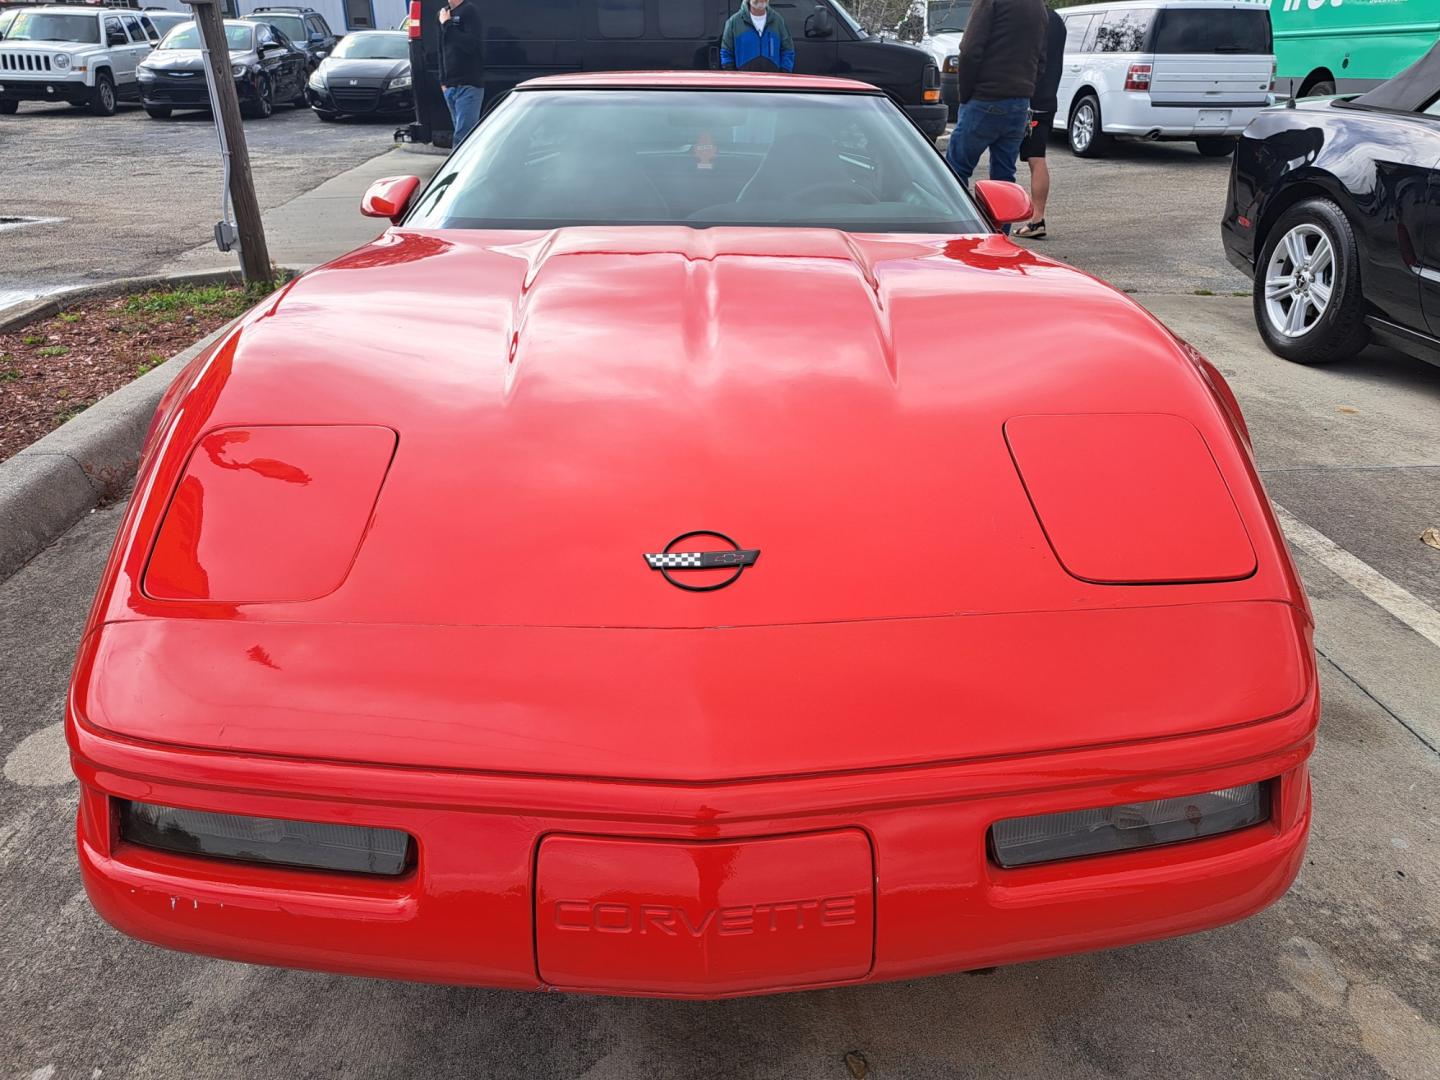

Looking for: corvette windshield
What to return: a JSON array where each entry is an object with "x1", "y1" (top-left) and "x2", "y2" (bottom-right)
[{"x1": 406, "y1": 89, "x2": 988, "y2": 233}]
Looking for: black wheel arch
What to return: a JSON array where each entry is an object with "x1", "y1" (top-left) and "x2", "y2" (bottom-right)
[
  {"x1": 1255, "y1": 176, "x2": 1368, "y2": 270},
  {"x1": 1298, "y1": 69, "x2": 1336, "y2": 96}
]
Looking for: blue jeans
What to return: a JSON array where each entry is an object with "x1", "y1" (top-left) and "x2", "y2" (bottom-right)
[
  {"x1": 946, "y1": 97, "x2": 1030, "y2": 187},
  {"x1": 444, "y1": 84, "x2": 484, "y2": 146}
]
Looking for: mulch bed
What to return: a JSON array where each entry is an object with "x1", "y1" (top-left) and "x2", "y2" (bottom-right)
[{"x1": 0, "y1": 283, "x2": 268, "y2": 464}]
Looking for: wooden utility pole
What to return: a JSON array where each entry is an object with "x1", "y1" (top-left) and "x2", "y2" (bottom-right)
[{"x1": 182, "y1": 0, "x2": 273, "y2": 286}]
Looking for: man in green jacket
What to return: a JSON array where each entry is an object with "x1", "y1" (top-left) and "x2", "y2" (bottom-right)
[{"x1": 720, "y1": 0, "x2": 795, "y2": 72}]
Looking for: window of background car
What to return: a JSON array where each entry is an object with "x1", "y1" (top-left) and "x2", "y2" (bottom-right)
[
  {"x1": 332, "y1": 31, "x2": 407, "y2": 59},
  {"x1": 1152, "y1": 9, "x2": 1270, "y2": 55},
  {"x1": 405, "y1": 89, "x2": 989, "y2": 233},
  {"x1": 596, "y1": 0, "x2": 643, "y2": 39},
  {"x1": 830, "y1": 0, "x2": 867, "y2": 37},
  {"x1": 1063, "y1": 14, "x2": 1095, "y2": 52},
  {"x1": 103, "y1": 16, "x2": 124, "y2": 44},
  {"x1": 159, "y1": 23, "x2": 254, "y2": 50},
  {"x1": 121, "y1": 15, "x2": 147, "y2": 43},
  {"x1": 5, "y1": 11, "x2": 100, "y2": 42},
  {"x1": 306, "y1": 15, "x2": 330, "y2": 38},
  {"x1": 138, "y1": 15, "x2": 159, "y2": 41},
  {"x1": 1094, "y1": 9, "x2": 1155, "y2": 53},
  {"x1": 264, "y1": 15, "x2": 306, "y2": 42},
  {"x1": 927, "y1": 1, "x2": 973, "y2": 34},
  {"x1": 658, "y1": 0, "x2": 705, "y2": 39}
]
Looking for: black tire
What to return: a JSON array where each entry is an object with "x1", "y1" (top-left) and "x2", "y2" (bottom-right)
[
  {"x1": 243, "y1": 76, "x2": 273, "y2": 119},
  {"x1": 89, "y1": 72, "x2": 117, "y2": 117},
  {"x1": 1068, "y1": 93, "x2": 1108, "y2": 158},
  {"x1": 1306, "y1": 79, "x2": 1336, "y2": 97},
  {"x1": 314, "y1": 109, "x2": 339, "y2": 122},
  {"x1": 144, "y1": 105, "x2": 172, "y2": 119},
  {"x1": 1253, "y1": 198, "x2": 1369, "y2": 365},
  {"x1": 0, "y1": 99, "x2": 18, "y2": 115},
  {"x1": 1196, "y1": 137, "x2": 1236, "y2": 157}
]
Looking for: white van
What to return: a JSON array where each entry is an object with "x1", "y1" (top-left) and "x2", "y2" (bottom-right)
[{"x1": 1053, "y1": 1, "x2": 1275, "y2": 158}]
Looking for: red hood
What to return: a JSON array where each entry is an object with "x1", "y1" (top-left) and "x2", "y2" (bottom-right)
[{"x1": 109, "y1": 226, "x2": 1291, "y2": 631}]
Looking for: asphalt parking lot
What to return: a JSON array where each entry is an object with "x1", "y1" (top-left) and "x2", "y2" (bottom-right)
[
  {"x1": 0, "y1": 99, "x2": 399, "y2": 307},
  {"x1": 2, "y1": 127, "x2": 1438, "y2": 1079}
]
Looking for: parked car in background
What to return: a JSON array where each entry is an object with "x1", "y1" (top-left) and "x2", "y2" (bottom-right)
[
  {"x1": 0, "y1": 5, "x2": 155, "y2": 115},
  {"x1": 1223, "y1": 44, "x2": 1440, "y2": 369},
  {"x1": 306, "y1": 27, "x2": 409, "y2": 120},
  {"x1": 917, "y1": 0, "x2": 968, "y2": 120},
  {"x1": 402, "y1": 0, "x2": 944, "y2": 149},
  {"x1": 1270, "y1": 0, "x2": 1440, "y2": 98},
  {"x1": 138, "y1": 17, "x2": 308, "y2": 119},
  {"x1": 1053, "y1": 0, "x2": 1274, "y2": 157},
  {"x1": 250, "y1": 5, "x2": 336, "y2": 69}
]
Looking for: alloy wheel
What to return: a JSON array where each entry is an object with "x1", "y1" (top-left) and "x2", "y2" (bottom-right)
[
  {"x1": 1072, "y1": 104, "x2": 1094, "y2": 152},
  {"x1": 1264, "y1": 224, "x2": 1335, "y2": 338}
]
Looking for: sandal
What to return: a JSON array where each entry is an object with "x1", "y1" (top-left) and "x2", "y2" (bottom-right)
[{"x1": 1014, "y1": 219, "x2": 1047, "y2": 239}]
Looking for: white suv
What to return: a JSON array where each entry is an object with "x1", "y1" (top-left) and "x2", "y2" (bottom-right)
[
  {"x1": 0, "y1": 5, "x2": 158, "y2": 116},
  {"x1": 1053, "y1": 1, "x2": 1275, "y2": 158}
]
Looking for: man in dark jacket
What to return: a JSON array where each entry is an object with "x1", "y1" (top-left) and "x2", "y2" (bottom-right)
[
  {"x1": 720, "y1": 0, "x2": 795, "y2": 72},
  {"x1": 944, "y1": 0, "x2": 1048, "y2": 193},
  {"x1": 438, "y1": 0, "x2": 483, "y2": 144},
  {"x1": 1015, "y1": 8, "x2": 1066, "y2": 239}
]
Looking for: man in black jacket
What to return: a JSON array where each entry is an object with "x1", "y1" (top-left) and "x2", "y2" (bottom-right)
[
  {"x1": 944, "y1": 0, "x2": 1048, "y2": 193},
  {"x1": 438, "y1": 0, "x2": 483, "y2": 144},
  {"x1": 1015, "y1": 8, "x2": 1066, "y2": 238}
]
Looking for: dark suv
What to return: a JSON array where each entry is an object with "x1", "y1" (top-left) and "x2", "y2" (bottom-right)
[
  {"x1": 250, "y1": 5, "x2": 336, "y2": 68},
  {"x1": 400, "y1": 0, "x2": 945, "y2": 149}
]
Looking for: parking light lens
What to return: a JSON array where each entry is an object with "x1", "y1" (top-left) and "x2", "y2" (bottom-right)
[
  {"x1": 118, "y1": 800, "x2": 413, "y2": 876},
  {"x1": 1124, "y1": 62, "x2": 1152, "y2": 92},
  {"x1": 990, "y1": 783, "x2": 1267, "y2": 868}
]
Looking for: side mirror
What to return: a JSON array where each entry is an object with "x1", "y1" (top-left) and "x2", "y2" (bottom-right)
[
  {"x1": 361, "y1": 174, "x2": 421, "y2": 223},
  {"x1": 314, "y1": 49, "x2": 327, "y2": 59},
  {"x1": 107, "y1": 31, "x2": 128, "y2": 46},
  {"x1": 973, "y1": 179, "x2": 1033, "y2": 227},
  {"x1": 805, "y1": 7, "x2": 834, "y2": 39}
]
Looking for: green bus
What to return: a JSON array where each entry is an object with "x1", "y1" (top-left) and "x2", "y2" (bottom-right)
[{"x1": 1271, "y1": 0, "x2": 1440, "y2": 96}]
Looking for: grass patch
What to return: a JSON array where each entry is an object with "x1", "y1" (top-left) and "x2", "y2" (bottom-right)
[
  {"x1": 57, "y1": 312, "x2": 82, "y2": 324},
  {"x1": 0, "y1": 368, "x2": 20, "y2": 383},
  {"x1": 122, "y1": 278, "x2": 284, "y2": 322},
  {"x1": 22, "y1": 334, "x2": 44, "y2": 346},
  {"x1": 136, "y1": 353, "x2": 166, "y2": 376},
  {"x1": 1193, "y1": 288, "x2": 1215, "y2": 296},
  {"x1": 37, "y1": 345, "x2": 70, "y2": 358},
  {"x1": 53, "y1": 400, "x2": 92, "y2": 424}
]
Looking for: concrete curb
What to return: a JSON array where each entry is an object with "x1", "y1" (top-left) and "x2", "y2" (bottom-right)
[
  {"x1": 0, "y1": 268, "x2": 257, "y2": 334},
  {"x1": 0, "y1": 272, "x2": 273, "y2": 580}
]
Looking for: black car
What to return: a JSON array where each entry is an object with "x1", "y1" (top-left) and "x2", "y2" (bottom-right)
[
  {"x1": 307, "y1": 29, "x2": 411, "y2": 120},
  {"x1": 250, "y1": 5, "x2": 337, "y2": 70},
  {"x1": 401, "y1": 0, "x2": 945, "y2": 149},
  {"x1": 138, "y1": 17, "x2": 309, "y2": 119},
  {"x1": 1223, "y1": 45, "x2": 1440, "y2": 369}
]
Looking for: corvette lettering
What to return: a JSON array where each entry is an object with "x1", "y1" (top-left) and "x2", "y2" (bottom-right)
[{"x1": 552, "y1": 896, "x2": 858, "y2": 936}]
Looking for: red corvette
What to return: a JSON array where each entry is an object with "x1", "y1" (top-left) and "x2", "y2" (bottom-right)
[{"x1": 68, "y1": 72, "x2": 1315, "y2": 999}]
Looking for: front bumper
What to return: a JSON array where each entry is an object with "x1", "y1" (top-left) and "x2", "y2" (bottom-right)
[
  {"x1": 308, "y1": 82, "x2": 414, "y2": 116},
  {"x1": 906, "y1": 101, "x2": 949, "y2": 139},
  {"x1": 0, "y1": 76, "x2": 89, "y2": 104},
  {"x1": 71, "y1": 687, "x2": 1315, "y2": 998},
  {"x1": 139, "y1": 74, "x2": 255, "y2": 109}
]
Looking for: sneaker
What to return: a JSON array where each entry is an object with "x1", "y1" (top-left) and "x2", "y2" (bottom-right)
[{"x1": 1014, "y1": 219, "x2": 1047, "y2": 239}]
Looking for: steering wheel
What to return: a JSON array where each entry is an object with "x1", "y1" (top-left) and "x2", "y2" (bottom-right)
[{"x1": 788, "y1": 181, "x2": 880, "y2": 205}]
